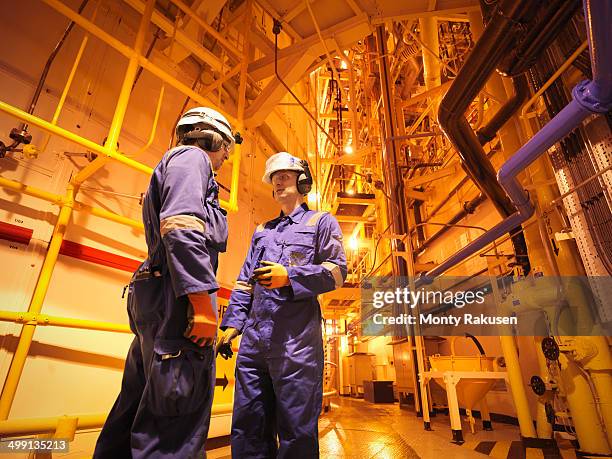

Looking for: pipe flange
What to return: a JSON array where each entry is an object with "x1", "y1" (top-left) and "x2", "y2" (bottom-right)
[
  {"x1": 529, "y1": 375, "x2": 546, "y2": 396},
  {"x1": 572, "y1": 80, "x2": 612, "y2": 114},
  {"x1": 541, "y1": 337, "x2": 560, "y2": 361}
]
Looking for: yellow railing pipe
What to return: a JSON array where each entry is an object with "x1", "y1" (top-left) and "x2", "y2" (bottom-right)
[
  {"x1": 0, "y1": 0, "x2": 156, "y2": 420},
  {"x1": 40, "y1": 33, "x2": 90, "y2": 154},
  {"x1": 0, "y1": 175, "x2": 143, "y2": 230},
  {"x1": 521, "y1": 40, "x2": 588, "y2": 121},
  {"x1": 168, "y1": 0, "x2": 241, "y2": 61},
  {"x1": 0, "y1": 404, "x2": 234, "y2": 437},
  {"x1": 132, "y1": 85, "x2": 165, "y2": 158},
  {"x1": 71, "y1": 0, "x2": 155, "y2": 186},
  {"x1": 0, "y1": 101, "x2": 153, "y2": 176},
  {"x1": 0, "y1": 186, "x2": 75, "y2": 420},
  {"x1": 73, "y1": 202, "x2": 144, "y2": 230},
  {"x1": 0, "y1": 176, "x2": 63, "y2": 205},
  {"x1": 0, "y1": 311, "x2": 131, "y2": 334},
  {"x1": 35, "y1": 0, "x2": 241, "y2": 211},
  {"x1": 39, "y1": 0, "x2": 237, "y2": 127}
]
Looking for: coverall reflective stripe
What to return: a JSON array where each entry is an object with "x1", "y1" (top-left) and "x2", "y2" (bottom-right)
[
  {"x1": 94, "y1": 146, "x2": 227, "y2": 459},
  {"x1": 221, "y1": 203, "x2": 347, "y2": 458}
]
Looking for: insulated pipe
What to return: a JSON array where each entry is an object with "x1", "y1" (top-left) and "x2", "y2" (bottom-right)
[
  {"x1": 582, "y1": 0, "x2": 612, "y2": 105},
  {"x1": 477, "y1": 75, "x2": 529, "y2": 144},
  {"x1": 423, "y1": 97, "x2": 591, "y2": 283},
  {"x1": 438, "y1": 0, "x2": 533, "y2": 218},
  {"x1": 558, "y1": 354, "x2": 610, "y2": 455},
  {"x1": 499, "y1": 0, "x2": 581, "y2": 76},
  {"x1": 375, "y1": 25, "x2": 431, "y2": 427},
  {"x1": 421, "y1": 0, "x2": 612, "y2": 280},
  {"x1": 419, "y1": 17, "x2": 441, "y2": 91}
]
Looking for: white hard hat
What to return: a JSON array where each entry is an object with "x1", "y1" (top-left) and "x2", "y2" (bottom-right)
[
  {"x1": 262, "y1": 152, "x2": 304, "y2": 184},
  {"x1": 176, "y1": 106, "x2": 234, "y2": 148}
]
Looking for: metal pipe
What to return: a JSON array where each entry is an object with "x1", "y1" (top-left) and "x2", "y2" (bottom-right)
[
  {"x1": 0, "y1": 100, "x2": 153, "y2": 176},
  {"x1": 133, "y1": 85, "x2": 165, "y2": 158},
  {"x1": 422, "y1": 0, "x2": 612, "y2": 278},
  {"x1": 0, "y1": 175, "x2": 143, "y2": 230},
  {"x1": 40, "y1": 19, "x2": 93, "y2": 154},
  {"x1": 375, "y1": 24, "x2": 431, "y2": 428},
  {"x1": 0, "y1": 311, "x2": 131, "y2": 334},
  {"x1": 0, "y1": 186, "x2": 75, "y2": 419},
  {"x1": 72, "y1": 0, "x2": 155, "y2": 186},
  {"x1": 520, "y1": 40, "x2": 588, "y2": 120},
  {"x1": 438, "y1": 0, "x2": 532, "y2": 219},
  {"x1": 272, "y1": 20, "x2": 338, "y2": 151},
  {"x1": 22, "y1": 0, "x2": 89, "y2": 130},
  {"x1": 0, "y1": 404, "x2": 234, "y2": 437},
  {"x1": 500, "y1": 0, "x2": 581, "y2": 76},
  {"x1": 39, "y1": 0, "x2": 236, "y2": 125},
  {"x1": 477, "y1": 75, "x2": 529, "y2": 144},
  {"x1": 0, "y1": 176, "x2": 63, "y2": 206}
]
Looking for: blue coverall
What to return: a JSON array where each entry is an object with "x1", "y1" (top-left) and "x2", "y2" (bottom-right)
[
  {"x1": 94, "y1": 145, "x2": 227, "y2": 459},
  {"x1": 221, "y1": 203, "x2": 347, "y2": 458}
]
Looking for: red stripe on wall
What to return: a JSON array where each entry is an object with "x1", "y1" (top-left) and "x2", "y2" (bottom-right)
[
  {"x1": 60, "y1": 240, "x2": 142, "y2": 272},
  {"x1": 1, "y1": 221, "x2": 234, "y2": 296},
  {"x1": 0, "y1": 221, "x2": 33, "y2": 245}
]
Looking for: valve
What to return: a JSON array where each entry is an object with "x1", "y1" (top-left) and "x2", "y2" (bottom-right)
[
  {"x1": 541, "y1": 337, "x2": 560, "y2": 361},
  {"x1": 529, "y1": 375, "x2": 546, "y2": 396},
  {"x1": 9, "y1": 127, "x2": 32, "y2": 145},
  {"x1": 22, "y1": 144, "x2": 39, "y2": 159}
]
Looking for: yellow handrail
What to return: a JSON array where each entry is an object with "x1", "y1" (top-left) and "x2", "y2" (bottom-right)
[{"x1": 0, "y1": 311, "x2": 131, "y2": 334}]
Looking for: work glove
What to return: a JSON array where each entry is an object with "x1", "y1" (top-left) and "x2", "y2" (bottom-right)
[
  {"x1": 252, "y1": 260, "x2": 290, "y2": 289},
  {"x1": 216, "y1": 327, "x2": 239, "y2": 359},
  {"x1": 184, "y1": 292, "x2": 217, "y2": 347}
]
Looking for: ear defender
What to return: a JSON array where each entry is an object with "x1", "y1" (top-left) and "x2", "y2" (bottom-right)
[
  {"x1": 297, "y1": 160, "x2": 313, "y2": 195},
  {"x1": 183, "y1": 129, "x2": 224, "y2": 151}
]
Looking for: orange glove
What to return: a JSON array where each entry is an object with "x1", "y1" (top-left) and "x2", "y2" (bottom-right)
[
  {"x1": 252, "y1": 261, "x2": 290, "y2": 289},
  {"x1": 184, "y1": 292, "x2": 217, "y2": 347}
]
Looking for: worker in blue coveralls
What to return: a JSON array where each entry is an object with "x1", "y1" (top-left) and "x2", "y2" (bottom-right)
[
  {"x1": 216, "y1": 151, "x2": 347, "y2": 458},
  {"x1": 94, "y1": 107, "x2": 238, "y2": 459}
]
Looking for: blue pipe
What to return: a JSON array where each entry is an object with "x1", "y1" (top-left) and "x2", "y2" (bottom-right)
[{"x1": 420, "y1": 0, "x2": 611, "y2": 284}]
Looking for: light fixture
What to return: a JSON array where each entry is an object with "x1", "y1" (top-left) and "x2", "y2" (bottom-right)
[
  {"x1": 348, "y1": 235, "x2": 359, "y2": 251},
  {"x1": 346, "y1": 188, "x2": 354, "y2": 195},
  {"x1": 344, "y1": 144, "x2": 353, "y2": 154}
]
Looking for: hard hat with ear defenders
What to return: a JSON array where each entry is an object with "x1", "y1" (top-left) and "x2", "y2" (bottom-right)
[
  {"x1": 175, "y1": 107, "x2": 242, "y2": 151},
  {"x1": 263, "y1": 152, "x2": 313, "y2": 195}
]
